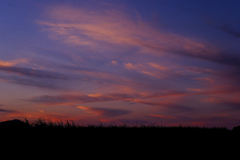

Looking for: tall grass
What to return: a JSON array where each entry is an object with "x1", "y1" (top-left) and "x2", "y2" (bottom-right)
[{"x1": 19, "y1": 118, "x2": 230, "y2": 131}]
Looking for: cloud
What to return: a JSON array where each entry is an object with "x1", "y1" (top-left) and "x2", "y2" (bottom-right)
[
  {"x1": 77, "y1": 106, "x2": 131, "y2": 117},
  {"x1": 37, "y1": 5, "x2": 240, "y2": 67},
  {"x1": 0, "y1": 66, "x2": 67, "y2": 79},
  {"x1": 221, "y1": 101, "x2": 240, "y2": 111},
  {"x1": 144, "y1": 42, "x2": 240, "y2": 66},
  {"x1": 208, "y1": 20, "x2": 240, "y2": 39},
  {"x1": 0, "y1": 75, "x2": 68, "y2": 90},
  {"x1": 0, "y1": 59, "x2": 28, "y2": 67},
  {"x1": 191, "y1": 77, "x2": 215, "y2": 83},
  {"x1": 206, "y1": 98, "x2": 240, "y2": 111},
  {"x1": 149, "y1": 114, "x2": 175, "y2": 119},
  {"x1": 0, "y1": 105, "x2": 17, "y2": 113},
  {"x1": 0, "y1": 109, "x2": 17, "y2": 113},
  {"x1": 111, "y1": 61, "x2": 118, "y2": 65},
  {"x1": 187, "y1": 88, "x2": 205, "y2": 92},
  {"x1": 26, "y1": 93, "x2": 143, "y2": 106},
  {"x1": 131, "y1": 99, "x2": 194, "y2": 112},
  {"x1": 186, "y1": 65, "x2": 240, "y2": 87},
  {"x1": 141, "y1": 70, "x2": 159, "y2": 78},
  {"x1": 124, "y1": 62, "x2": 144, "y2": 70},
  {"x1": 149, "y1": 63, "x2": 168, "y2": 71},
  {"x1": 0, "y1": 64, "x2": 71, "y2": 90},
  {"x1": 123, "y1": 62, "x2": 170, "y2": 79}
]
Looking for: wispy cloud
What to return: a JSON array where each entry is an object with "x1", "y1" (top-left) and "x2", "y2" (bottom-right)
[
  {"x1": 37, "y1": 5, "x2": 239, "y2": 67},
  {"x1": 0, "y1": 59, "x2": 28, "y2": 67},
  {"x1": 26, "y1": 93, "x2": 144, "y2": 106},
  {"x1": 186, "y1": 88, "x2": 205, "y2": 92},
  {"x1": 149, "y1": 63, "x2": 169, "y2": 71},
  {"x1": 205, "y1": 98, "x2": 240, "y2": 111},
  {"x1": 131, "y1": 99, "x2": 194, "y2": 112},
  {"x1": 0, "y1": 75, "x2": 67, "y2": 90},
  {"x1": 0, "y1": 105, "x2": 17, "y2": 113},
  {"x1": 77, "y1": 106, "x2": 131, "y2": 117},
  {"x1": 0, "y1": 109, "x2": 16, "y2": 113},
  {"x1": 0, "y1": 63, "x2": 70, "y2": 90},
  {"x1": 207, "y1": 20, "x2": 240, "y2": 39},
  {"x1": 149, "y1": 114, "x2": 175, "y2": 119},
  {"x1": 0, "y1": 66, "x2": 67, "y2": 79}
]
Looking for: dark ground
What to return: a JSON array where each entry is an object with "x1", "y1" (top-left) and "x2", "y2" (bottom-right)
[
  {"x1": 0, "y1": 119, "x2": 239, "y2": 140},
  {"x1": 0, "y1": 119, "x2": 238, "y2": 154}
]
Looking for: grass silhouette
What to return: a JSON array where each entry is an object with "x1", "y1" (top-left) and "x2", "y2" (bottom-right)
[
  {"x1": 0, "y1": 118, "x2": 238, "y2": 143},
  {"x1": 0, "y1": 118, "x2": 232, "y2": 133}
]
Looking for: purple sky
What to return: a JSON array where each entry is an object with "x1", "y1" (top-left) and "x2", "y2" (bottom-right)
[{"x1": 0, "y1": 0, "x2": 240, "y2": 129}]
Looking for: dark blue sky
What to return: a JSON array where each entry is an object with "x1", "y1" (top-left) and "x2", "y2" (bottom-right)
[{"x1": 0, "y1": 0, "x2": 239, "y2": 129}]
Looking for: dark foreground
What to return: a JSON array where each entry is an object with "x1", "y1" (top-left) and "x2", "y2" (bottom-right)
[
  {"x1": 0, "y1": 119, "x2": 239, "y2": 137},
  {"x1": 1, "y1": 118, "x2": 240, "y2": 154},
  {"x1": 1, "y1": 119, "x2": 239, "y2": 146}
]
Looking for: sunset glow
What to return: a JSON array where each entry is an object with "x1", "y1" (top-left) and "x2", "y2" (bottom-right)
[{"x1": 0, "y1": 0, "x2": 240, "y2": 129}]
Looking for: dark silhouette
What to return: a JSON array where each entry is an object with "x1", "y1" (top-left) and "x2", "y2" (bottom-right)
[
  {"x1": 0, "y1": 119, "x2": 30, "y2": 129},
  {"x1": 0, "y1": 118, "x2": 238, "y2": 144},
  {"x1": 232, "y1": 126, "x2": 240, "y2": 133}
]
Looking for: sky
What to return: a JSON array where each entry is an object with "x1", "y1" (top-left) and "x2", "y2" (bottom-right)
[{"x1": 0, "y1": 0, "x2": 240, "y2": 129}]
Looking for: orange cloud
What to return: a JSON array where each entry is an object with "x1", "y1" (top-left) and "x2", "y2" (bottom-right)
[
  {"x1": 124, "y1": 62, "x2": 143, "y2": 70},
  {"x1": 77, "y1": 106, "x2": 103, "y2": 115},
  {"x1": 0, "y1": 59, "x2": 28, "y2": 67},
  {"x1": 149, "y1": 63, "x2": 168, "y2": 71},
  {"x1": 111, "y1": 61, "x2": 118, "y2": 65}
]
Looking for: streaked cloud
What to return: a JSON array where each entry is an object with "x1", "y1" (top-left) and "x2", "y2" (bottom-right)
[
  {"x1": 191, "y1": 77, "x2": 215, "y2": 83},
  {"x1": 37, "y1": 4, "x2": 238, "y2": 67},
  {"x1": 207, "y1": 20, "x2": 240, "y2": 39},
  {"x1": 0, "y1": 66, "x2": 67, "y2": 79},
  {"x1": 111, "y1": 61, "x2": 118, "y2": 65},
  {"x1": 26, "y1": 93, "x2": 144, "y2": 106},
  {"x1": 205, "y1": 98, "x2": 240, "y2": 111},
  {"x1": 77, "y1": 106, "x2": 131, "y2": 117},
  {"x1": 0, "y1": 105, "x2": 17, "y2": 113},
  {"x1": 0, "y1": 109, "x2": 17, "y2": 113},
  {"x1": 186, "y1": 88, "x2": 205, "y2": 92},
  {"x1": 149, "y1": 63, "x2": 168, "y2": 71},
  {"x1": 131, "y1": 99, "x2": 194, "y2": 112},
  {"x1": 0, "y1": 59, "x2": 28, "y2": 67},
  {"x1": 124, "y1": 63, "x2": 142, "y2": 70},
  {"x1": 149, "y1": 114, "x2": 175, "y2": 119},
  {"x1": 0, "y1": 75, "x2": 67, "y2": 90}
]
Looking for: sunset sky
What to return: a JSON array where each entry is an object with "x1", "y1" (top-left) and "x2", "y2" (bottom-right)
[{"x1": 0, "y1": 0, "x2": 240, "y2": 129}]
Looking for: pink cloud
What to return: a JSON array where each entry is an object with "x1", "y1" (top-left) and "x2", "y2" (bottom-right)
[
  {"x1": 191, "y1": 77, "x2": 215, "y2": 83},
  {"x1": 76, "y1": 106, "x2": 131, "y2": 117},
  {"x1": 124, "y1": 62, "x2": 140, "y2": 70},
  {"x1": 111, "y1": 61, "x2": 118, "y2": 65},
  {"x1": 38, "y1": 5, "x2": 218, "y2": 58},
  {"x1": 187, "y1": 88, "x2": 205, "y2": 92},
  {"x1": 149, "y1": 114, "x2": 175, "y2": 119},
  {"x1": 148, "y1": 63, "x2": 169, "y2": 71}
]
